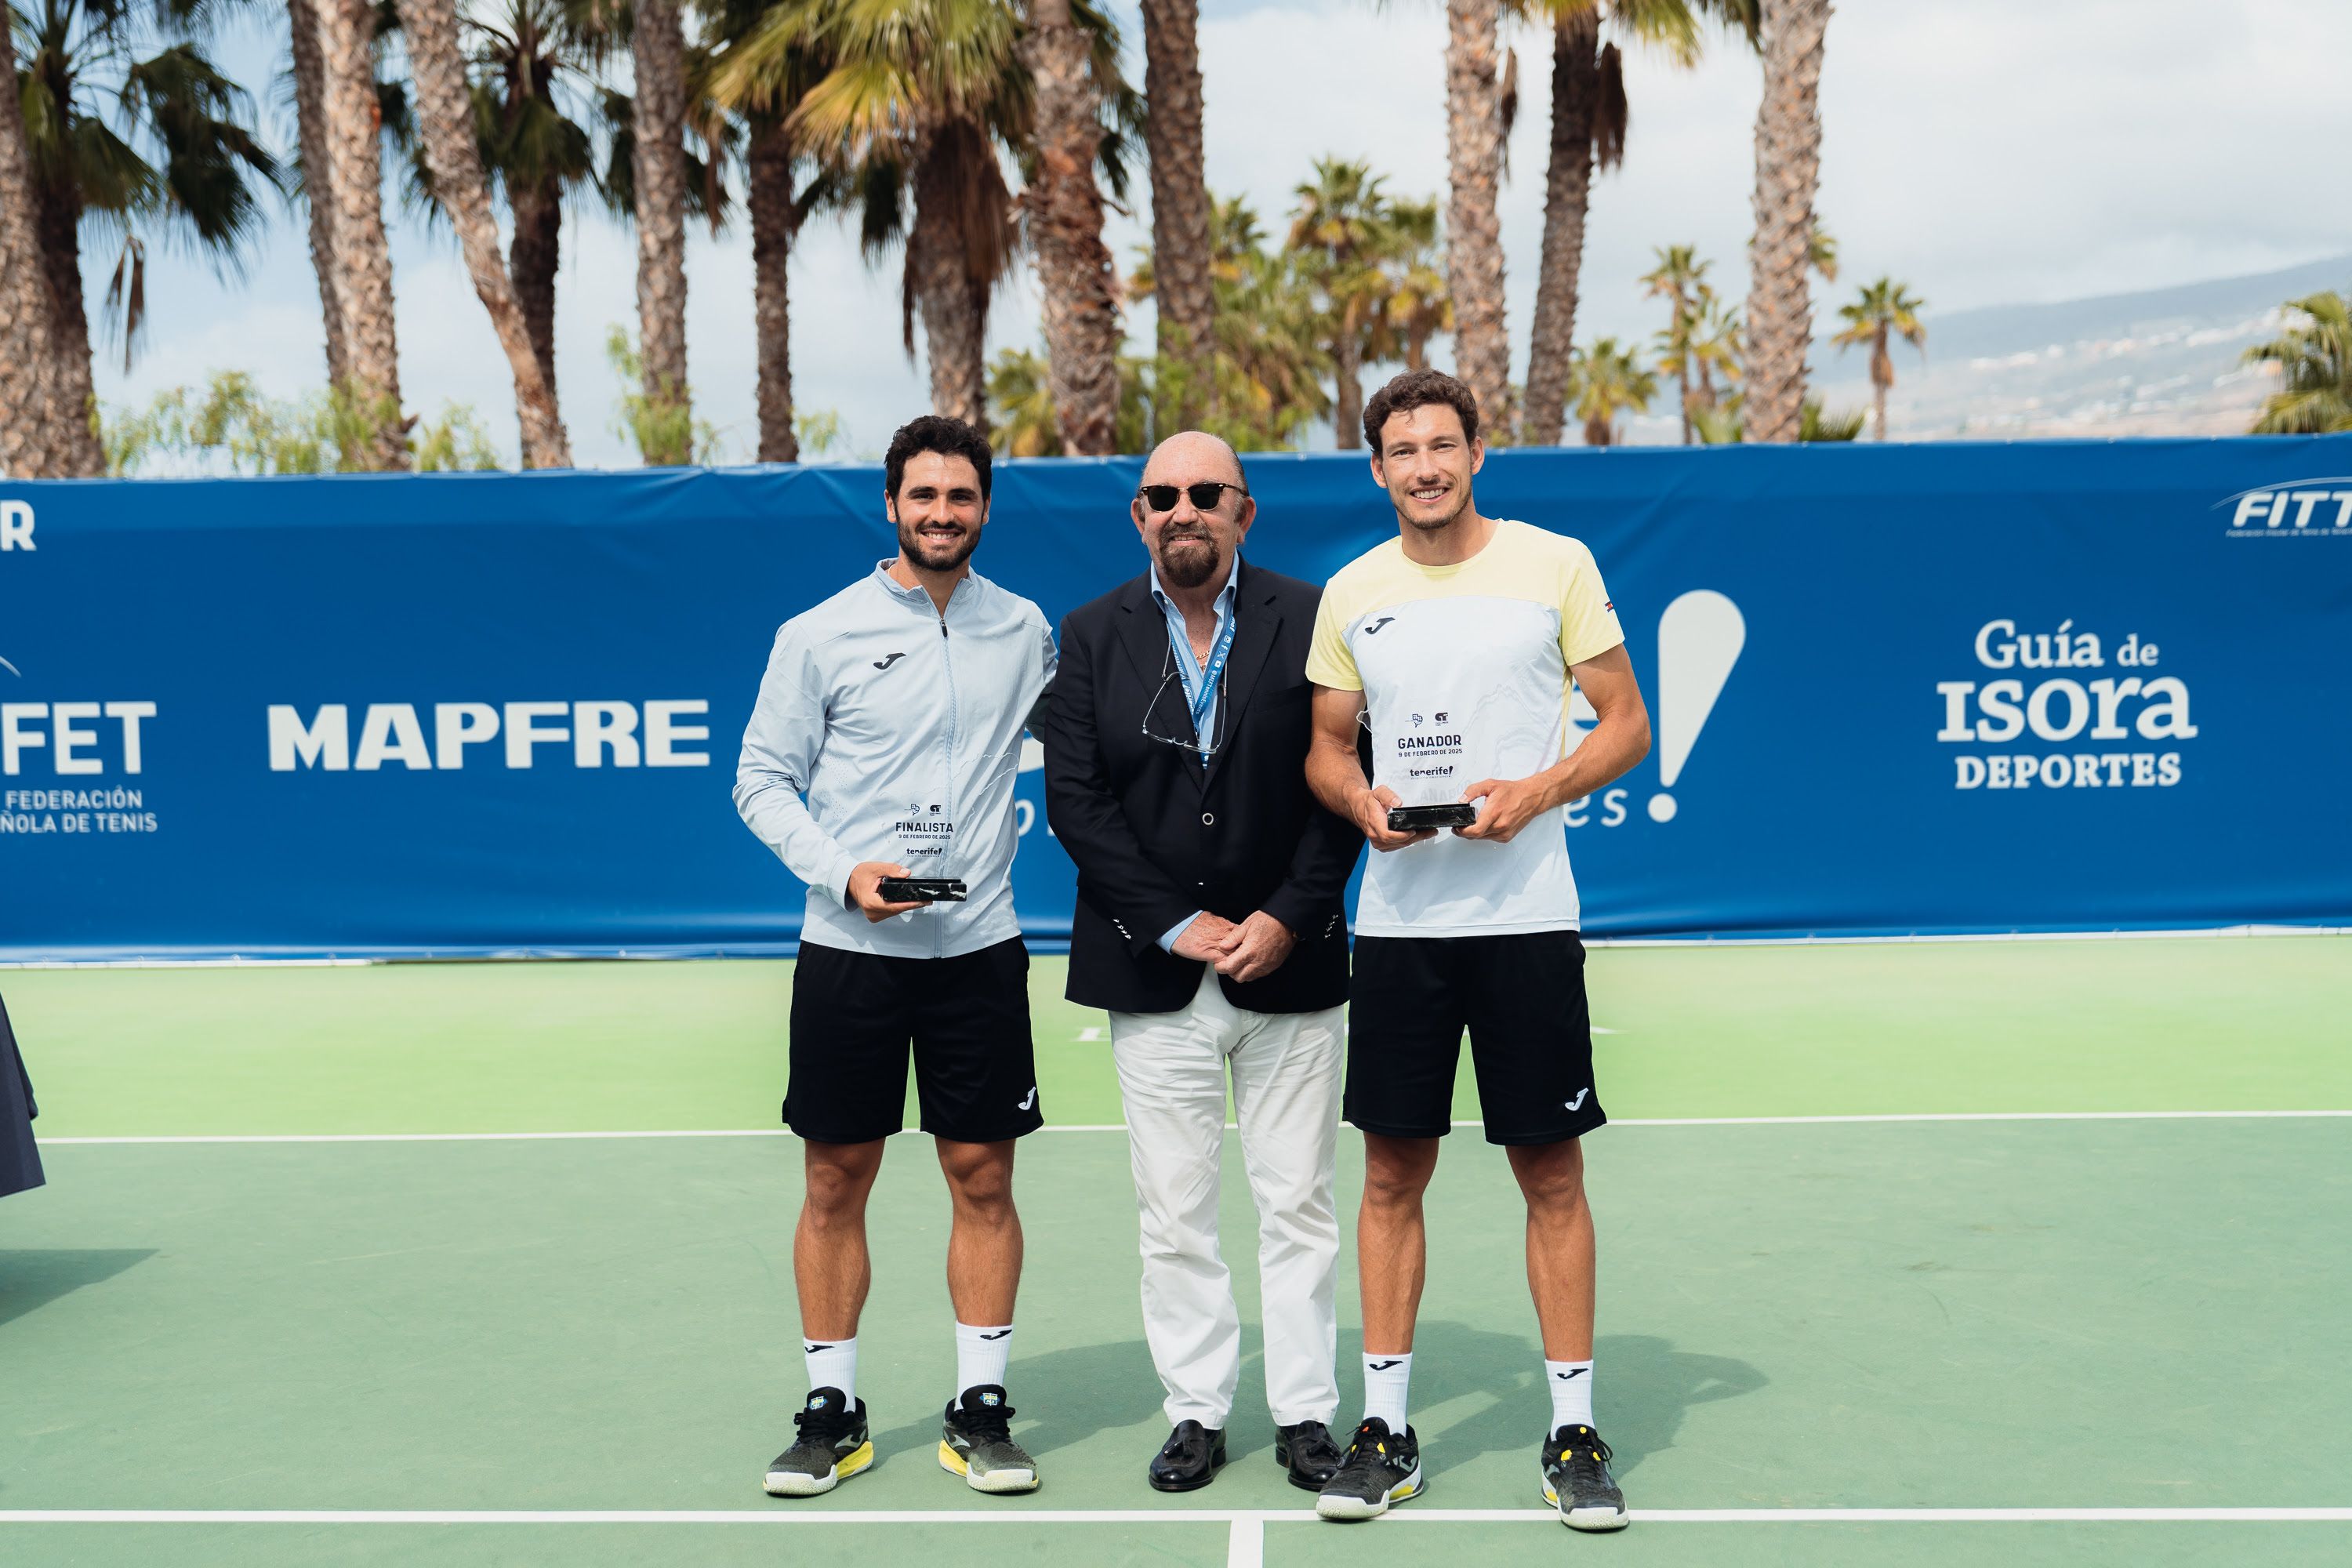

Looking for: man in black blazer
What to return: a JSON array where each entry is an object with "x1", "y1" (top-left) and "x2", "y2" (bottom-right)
[{"x1": 1044, "y1": 431, "x2": 1361, "y2": 1495}]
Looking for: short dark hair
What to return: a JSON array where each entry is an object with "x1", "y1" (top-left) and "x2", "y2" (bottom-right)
[
  {"x1": 884, "y1": 415, "x2": 993, "y2": 502},
  {"x1": 1363, "y1": 368, "x2": 1481, "y2": 455}
]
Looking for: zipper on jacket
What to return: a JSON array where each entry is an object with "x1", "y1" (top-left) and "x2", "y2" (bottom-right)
[{"x1": 936, "y1": 605, "x2": 957, "y2": 960}]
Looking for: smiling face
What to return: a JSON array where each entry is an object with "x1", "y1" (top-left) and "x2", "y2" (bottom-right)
[
  {"x1": 887, "y1": 450, "x2": 988, "y2": 573},
  {"x1": 1133, "y1": 431, "x2": 1254, "y2": 590},
  {"x1": 1369, "y1": 401, "x2": 1484, "y2": 535}
]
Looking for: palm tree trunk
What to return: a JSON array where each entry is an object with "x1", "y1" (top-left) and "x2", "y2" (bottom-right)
[
  {"x1": 748, "y1": 119, "x2": 799, "y2": 463},
  {"x1": 314, "y1": 0, "x2": 408, "y2": 469},
  {"x1": 0, "y1": 24, "x2": 85, "y2": 476},
  {"x1": 910, "y1": 142, "x2": 989, "y2": 431},
  {"x1": 1444, "y1": 0, "x2": 1511, "y2": 441},
  {"x1": 1521, "y1": 5, "x2": 1597, "y2": 448},
  {"x1": 1743, "y1": 0, "x2": 1831, "y2": 445},
  {"x1": 26, "y1": 180, "x2": 104, "y2": 477},
  {"x1": 1871, "y1": 335, "x2": 1891, "y2": 439},
  {"x1": 285, "y1": 0, "x2": 350, "y2": 394},
  {"x1": 399, "y1": 0, "x2": 569, "y2": 468},
  {"x1": 1334, "y1": 328, "x2": 1363, "y2": 450},
  {"x1": 1139, "y1": 0, "x2": 1214, "y2": 412},
  {"x1": 631, "y1": 0, "x2": 691, "y2": 463},
  {"x1": 1022, "y1": 0, "x2": 1120, "y2": 456},
  {"x1": 509, "y1": 180, "x2": 561, "y2": 394},
  {"x1": 1678, "y1": 366, "x2": 1693, "y2": 444}
]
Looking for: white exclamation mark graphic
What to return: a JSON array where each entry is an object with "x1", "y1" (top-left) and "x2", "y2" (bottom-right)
[{"x1": 1649, "y1": 590, "x2": 1746, "y2": 822}]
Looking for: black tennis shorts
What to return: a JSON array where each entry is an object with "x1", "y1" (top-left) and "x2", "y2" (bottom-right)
[
  {"x1": 785, "y1": 936, "x2": 1044, "y2": 1145},
  {"x1": 1344, "y1": 930, "x2": 1606, "y2": 1145}
]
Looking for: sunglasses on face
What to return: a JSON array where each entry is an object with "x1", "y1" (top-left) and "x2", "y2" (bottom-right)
[{"x1": 1138, "y1": 481, "x2": 1247, "y2": 514}]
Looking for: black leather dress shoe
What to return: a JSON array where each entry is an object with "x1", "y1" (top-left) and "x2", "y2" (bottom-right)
[
  {"x1": 1148, "y1": 1420, "x2": 1228, "y2": 1491},
  {"x1": 1274, "y1": 1418, "x2": 1344, "y2": 1490}
]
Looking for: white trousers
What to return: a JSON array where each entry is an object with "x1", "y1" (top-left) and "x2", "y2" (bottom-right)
[{"x1": 1111, "y1": 966, "x2": 1345, "y2": 1429}]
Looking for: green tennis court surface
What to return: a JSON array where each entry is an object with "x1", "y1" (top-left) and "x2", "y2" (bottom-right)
[{"x1": 4, "y1": 938, "x2": 2350, "y2": 1566}]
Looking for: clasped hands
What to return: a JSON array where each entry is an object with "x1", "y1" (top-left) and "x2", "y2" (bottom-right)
[{"x1": 1171, "y1": 909, "x2": 1296, "y2": 982}]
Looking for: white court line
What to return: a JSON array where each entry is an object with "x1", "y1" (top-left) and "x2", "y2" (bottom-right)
[
  {"x1": 4, "y1": 1507, "x2": 2350, "y2": 1524},
  {"x1": 37, "y1": 1109, "x2": 2352, "y2": 1146},
  {"x1": 6, "y1": 924, "x2": 2344, "y2": 967}
]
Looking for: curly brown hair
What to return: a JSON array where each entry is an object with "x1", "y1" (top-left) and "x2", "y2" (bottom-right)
[{"x1": 1363, "y1": 368, "x2": 1481, "y2": 455}]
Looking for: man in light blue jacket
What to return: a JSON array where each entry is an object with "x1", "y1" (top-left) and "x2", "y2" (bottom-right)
[{"x1": 735, "y1": 416, "x2": 1056, "y2": 1501}]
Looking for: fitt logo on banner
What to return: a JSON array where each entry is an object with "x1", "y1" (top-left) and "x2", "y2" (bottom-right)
[
  {"x1": 1566, "y1": 590, "x2": 1746, "y2": 829},
  {"x1": 2218, "y1": 478, "x2": 2352, "y2": 538}
]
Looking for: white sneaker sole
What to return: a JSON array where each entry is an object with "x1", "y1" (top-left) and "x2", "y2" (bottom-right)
[
  {"x1": 765, "y1": 1439, "x2": 873, "y2": 1497},
  {"x1": 939, "y1": 1439, "x2": 1039, "y2": 1494},
  {"x1": 1316, "y1": 1465, "x2": 1422, "y2": 1520},
  {"x1": 1541, "y1": 1473, "x2": 1629, "y2": 1531}
]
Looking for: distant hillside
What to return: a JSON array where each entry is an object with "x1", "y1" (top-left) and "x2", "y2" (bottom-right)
[{"x1": 1809, "y1": 252, "x2": 2351, "y2": 441}]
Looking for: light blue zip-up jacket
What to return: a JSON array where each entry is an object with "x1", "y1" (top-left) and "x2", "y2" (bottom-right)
[{"x1": 735, "y1": 561, "x2": 1056, "y2": 959}]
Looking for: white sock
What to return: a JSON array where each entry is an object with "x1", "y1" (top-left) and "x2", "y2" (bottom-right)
[
  {"x1": 956, "y1": 1321, "x2": 1014, "y2": 1395},
  {"x1": 1361, "y1": 1351, "x2": 1413, "y2": 1431},
  {"x1": 1546, "y1": 1358, "x2": 1595, "y2": 1432},
  {"x1": 803, "y1": 1334, "x2": 857, "y2": 1401}
]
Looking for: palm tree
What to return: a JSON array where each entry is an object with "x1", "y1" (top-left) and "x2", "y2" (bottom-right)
[
  {"x1": 1138, "y1": 0, "x2": 1211, "y2": 415},
  {"x1": 628, "y1": 0, "x2": 690, "y2": 462},
  {"x1": 398, "y1": 0, "x2": 569, "y2": 466},
  {"x1": 1129, "y1": 192, "x2": 1330, "y2": 449},
  {"x1": 1829, "y1": 275, "x2": 1925, "y2": 441},
  {"x1": 1381, "y1": 195, "x2": 1451, "y2": 372},
  {"x1": 1808, "y1": 214, "x2": 1836, "y2": 281},
  {"x1": 456, "y1": 2, "x2": 606, "y2": 402},
  {"x1": 1519, "y1": 0, "x2": 1753, "y2": 446},
  {"x1": 284, "y1": 0, "x2": 348, "y2": 394},
  {"x1": 1566, "y1": 333, "x2": 1655, "y2": 446},
  {"x1": 1742, "y1": 0, "x2": 1829, "y2": 445},
  {"x1": 1287, "y1": 157, "x2": 1407, "y2": 449},
  {"x1": 714, "y1": 0, "x2": 1131, "y2": 435},
  {"x1": 0, "y1": 18, "x2": 91, "y2": 474},
  {"x1": 312, "y1": 0, "x2": 406, "y2": 466},
  {"x1": 1641, "y1": 243, "x2": 1708, "y2": 442},
  {"x1": 2244, "y1": 291, "x2": 2352, "y2": 434},
  {"x1": 1685, "y1": 291, "x2": 1740, "y2": 415},
  {"x1": 703, "y1": 0, "x2": 829, "y2": 463},
  {"x1": 716, "y1": 0, "x2": 1017, "y2": 430},
  {"x1": 1443, "y1": 0, "x2": 1510, "y2": 438},
  {"x1": 12, "y1": 0, "x2": 281, "y2": 472},
  {"x1": 1022, "y1": 0, "x2": 1120, "y2": 455}
]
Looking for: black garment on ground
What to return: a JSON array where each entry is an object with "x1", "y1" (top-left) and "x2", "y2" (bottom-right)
[
  {"x1": 1044, "y1": 560, "x2": 1361, "y2": 1015},
  {"x1": 0, "y1": 991, "x2": 42, "y2": 1199}
]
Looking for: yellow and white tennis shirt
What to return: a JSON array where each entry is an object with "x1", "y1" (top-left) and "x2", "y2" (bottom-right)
[{"x1": 1306, "y1": 517, "x2": 1624, "y2": 938}]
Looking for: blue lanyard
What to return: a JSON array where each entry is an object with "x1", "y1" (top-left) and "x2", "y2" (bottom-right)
[{"x1": 1173, "y1": 603, "x2": 1238, "y2": 743}]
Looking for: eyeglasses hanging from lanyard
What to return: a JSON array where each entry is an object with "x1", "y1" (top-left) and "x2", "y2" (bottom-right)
[{"x1": 1141, "y1": 609, "x2": 1239, "y2": 760}]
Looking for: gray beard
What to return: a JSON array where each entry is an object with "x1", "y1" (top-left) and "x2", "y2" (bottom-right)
[{"x1": 1155, "y1": 536, "x2": 1222, "y2": 590}]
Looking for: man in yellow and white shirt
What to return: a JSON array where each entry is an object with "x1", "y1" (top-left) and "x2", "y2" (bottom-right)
[{"x1": 1301, "y1": 370, "x2": 1653, "y2": 1532}]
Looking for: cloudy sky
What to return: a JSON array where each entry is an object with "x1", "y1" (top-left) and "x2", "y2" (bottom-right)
[{"x1": 87, "y1": 0, "x2": 2352, "y2": 466}]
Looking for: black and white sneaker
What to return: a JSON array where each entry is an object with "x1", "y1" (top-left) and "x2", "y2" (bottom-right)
[
  {"x1": 1314, "y1": 1417, "x2": 1422, "y2": 1520},
  {"x1": 938, "y1": 1385, "x2": 1040, "y2": 1494},
  {"x1": 764, "y1": 1388, "x2": 873, "y2": 1497},
  {"x1": 1541, "y1": 1424, "x2": 1628, "y2": 1531}
]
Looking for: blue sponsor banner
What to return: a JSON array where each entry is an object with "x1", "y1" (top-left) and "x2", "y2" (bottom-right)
[{"x1": 2, "y1": 437, "x2": 2347, "y2": 960}]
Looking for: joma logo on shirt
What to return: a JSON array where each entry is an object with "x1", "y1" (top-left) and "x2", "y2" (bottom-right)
[
  {"x1": 1363, "y1": 616, "x2": 1396, "y2": 634},
  {"x1": 872, "y1": 652, "x2": 908, "y2": 670}
]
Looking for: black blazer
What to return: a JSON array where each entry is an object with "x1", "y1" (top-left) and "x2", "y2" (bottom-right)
[{"x1": 1045, "y1": 559, "x2": 1361, "y2": 1014}]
